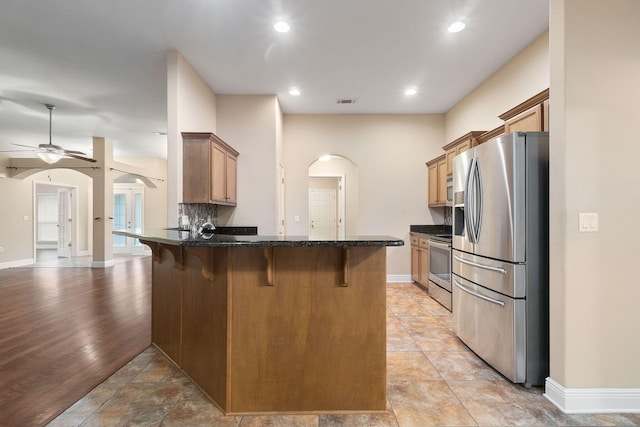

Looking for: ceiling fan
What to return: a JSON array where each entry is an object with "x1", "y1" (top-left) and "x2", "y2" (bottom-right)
[{"x1": 2, "y1": 104, "x2": 96, "y2": 164}]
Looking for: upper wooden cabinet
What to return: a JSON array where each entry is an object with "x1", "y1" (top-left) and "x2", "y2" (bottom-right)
[
  {"x1": 182, "y1": 132, "x2": 239, "y2": 206},
  {"x1": 442, "y1": 131, "x2": 485, "y2": 175},
  {"x1": 427, "y1": 155, "x2": 447, "y2": 207},
  {"x1": 500, "y1": 88, "x2": 549, "y2": 133}
]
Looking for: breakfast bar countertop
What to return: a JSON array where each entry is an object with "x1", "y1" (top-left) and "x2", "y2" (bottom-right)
[{"x1": 113, "y1": 229, "x2": 404, "y2": 248}]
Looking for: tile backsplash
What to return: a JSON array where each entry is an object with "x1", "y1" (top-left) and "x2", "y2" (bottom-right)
[{"x1": 177, "y1": 203, "x2": 217, "y2": 230}]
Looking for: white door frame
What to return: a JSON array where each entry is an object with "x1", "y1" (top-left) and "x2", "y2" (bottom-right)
[
  {"x1": 33, "y1": 181, "x2": 79, "y2": 260},
  {"x1": 113, "y1": 184, "x2": 145, "y2": 254},
  {"x1": 56, "y1": 187, "x2": 75, "y2": 258}
]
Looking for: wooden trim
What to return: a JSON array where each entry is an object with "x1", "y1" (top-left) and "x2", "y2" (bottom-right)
[
  {"x1": 477, "y1": 125, "x2": 506, "y2": 144},
  {"x1": 185, "y1": 247, "x2": 214, "y2": 281},
  {"x1": 498, "y1": 88, "x2": 549, "y2": 121},
  {"x1": 140, "y1": 239, "x2": 160, "y2": 262},
  {"x1": 264, "y1": 247, "x2": 275, "y2": 286},
  {"x1": 182, "y1": 132, "x2": 240, "y2": 157},
  {"x1": 442, "y1": 131, "x2": 486, "y2": 151},
  {"x1": 160, "y1": 244, "x2": 184, "y2": 270},
  {"x1": 342, "y1": 247, "x2": 349, "y2": 287},
  {"x1": 425, "y1": 153, "x2": 446, "y2": 167}
]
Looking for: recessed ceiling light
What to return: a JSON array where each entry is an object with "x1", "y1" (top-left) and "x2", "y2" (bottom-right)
[
  {"x1": 289, "y1": 87, "x2": 300, "y2": 96},
  {"x1": 405, "y1": 87, "x2": 418, "y2": 96},
  {"x1": 274, "y1": 21, "x2": 290, "y2": 33},
  {"x1": 448, "y1": 21, "x2": 466, "y2": 33}
]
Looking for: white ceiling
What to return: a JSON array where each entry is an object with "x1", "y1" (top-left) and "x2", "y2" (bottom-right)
[{"x1": 0, "y1": 0, "x2": 548, "y2": 160}]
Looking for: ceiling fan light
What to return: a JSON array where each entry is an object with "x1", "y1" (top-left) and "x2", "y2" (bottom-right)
[{"x1": 37, "y1": 151, "x2": 64, "y2": 164}]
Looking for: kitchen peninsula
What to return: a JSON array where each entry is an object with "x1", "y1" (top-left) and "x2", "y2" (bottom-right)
[{"x1": 114, "y1": 229, "x2": 403, "y2": 414}]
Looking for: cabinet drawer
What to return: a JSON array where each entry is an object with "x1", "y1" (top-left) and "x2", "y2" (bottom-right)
[{"x1": 410, "y1": 235, "x2": 419, "y2": 246}]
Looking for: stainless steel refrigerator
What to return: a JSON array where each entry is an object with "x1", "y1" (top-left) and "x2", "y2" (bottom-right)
[{"x1": 452, "y1": 131, "x2": 549, "y2": 387}]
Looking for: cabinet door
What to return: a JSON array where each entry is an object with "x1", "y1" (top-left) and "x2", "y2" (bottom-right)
[
  {"x1": 437, "y1": 159, "x2": 447, "y2": 203},
  {"x1": 225, "y1": 153, "x2": 237, "y2": 205},
  {"x1": 419, "y1": 247, "x2": 429, "y2": 285},
  {"x1": 183, "y1": 137, "x2": 210, "y2": 203},
  {"x1": 446, "y1": 140, "x2": 473, "y2": 175},
  {"x1": 428, "y1": 163, "x2": 438, "y2": 206},
  {"x1": 505, "y1": 104, "x2": 543, "y2": 133},
  {"x1": 411, "y1": 245, "x2": 420, "y2": 282},
  {"x1": 210, "y1": 143, "x2": 227, "y2": 203}
]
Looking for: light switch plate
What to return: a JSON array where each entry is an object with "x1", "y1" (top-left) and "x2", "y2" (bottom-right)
[{"x1": 579, "y1": 213, "x2": 598, "y2": 232}]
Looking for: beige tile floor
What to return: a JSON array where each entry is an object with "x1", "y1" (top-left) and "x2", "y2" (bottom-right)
[{"x1": 48, "y1": 282, "x2": 640, "y2": 427}]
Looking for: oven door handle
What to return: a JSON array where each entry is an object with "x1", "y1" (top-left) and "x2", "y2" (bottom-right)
[
  {"x1": 453, "y1": 278, "x2": 505, "y2": 307},
  {"x1": 428, "y1": 239, "x2": 451, "y2": 250},
  {"x1": 453, "y1": 254, "x2": 506, "y2": 274}
]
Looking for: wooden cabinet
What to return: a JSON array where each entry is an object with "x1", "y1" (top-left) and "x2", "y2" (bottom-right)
[
  {"x1": 500, "y1": 88, "x2": 549, "y2": 134},
  {"x1": 410, "y1": 233, "x2": 429, "y2": 286},
  {"x1": 148, "y1": 243, "x2": 388, "y2": 414},
  {"x1": 443, "y1": 131, "x2": 485, "y2": 176},
  {"x1": 182, "y1": 132, "x2": 239, "y2": 206},
  {"x1": 410, "y1": 235, "x2": 420, "y2": 282},
  {"x1": 504, "y1": 104, "x2": 543, "y2": 133},
  {"x1": 427, "y1": 155, "x2": 447, "y2": 207}
]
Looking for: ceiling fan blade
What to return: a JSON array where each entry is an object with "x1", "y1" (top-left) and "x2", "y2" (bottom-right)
[
  {"x1": 11, "y1": 143, "x2": 38, "y2": 149},
  {"x1": 64, "y1": 153, "x2": 97, "y2": 163},
  {"x1": 0, "y1": 149, "x2": 35, "y2": 152},
  {"x1": 62, "y1": 149, "x2": 88, "y2": 156}
]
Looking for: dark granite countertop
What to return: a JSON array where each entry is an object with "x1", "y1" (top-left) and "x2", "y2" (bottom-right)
[
  {"x1": 113, "y1": 229, "x2": 404, "y2": 248},
  {"x1": 410, "y1": 224, "x2": 452, "y2": 235}
]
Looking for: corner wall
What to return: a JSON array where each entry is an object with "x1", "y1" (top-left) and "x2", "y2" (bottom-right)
[
  {"x1": 166, "y1": 50, "x2": 218, "y2": 227},
  {"x1": 547, "y1": 0, "x2": 640, "y2": 407}
]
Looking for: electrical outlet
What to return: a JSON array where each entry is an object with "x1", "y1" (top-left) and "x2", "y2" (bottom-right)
[
  {"x1": 23, "y1": 215, "x2": 29, "y2": 221},
  {"x1": 0, "y1": 246, "x2": 4, "y2": 253}
]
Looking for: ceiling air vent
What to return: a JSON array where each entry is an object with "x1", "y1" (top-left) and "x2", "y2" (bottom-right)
[{"x1": 336, "y1": 98, "x2": 357, "y2": 104}]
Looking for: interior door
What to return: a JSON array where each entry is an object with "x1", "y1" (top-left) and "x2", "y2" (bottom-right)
[
  {"x1": 113, "y1": 187, "x2": 144, "y2": 254},
  {"x1": 57, "y1": 188, "x2": 73, "y2": 258},
  {"x1": 309, "y1": 188, "x2": 337, "y2": 240}
]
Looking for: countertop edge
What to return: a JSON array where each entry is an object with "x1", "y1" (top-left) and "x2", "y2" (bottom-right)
[{"x1": 114, "y1": 231, "x2": 404, "y2": 248}]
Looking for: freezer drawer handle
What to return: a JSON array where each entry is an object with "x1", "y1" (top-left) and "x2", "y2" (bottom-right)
[
  {"x1": 453, "y1": 278, "x2": 505, "y2": 307},
  {"x1": 454, "y1": 254, "x2": 507, "y2": 274}
]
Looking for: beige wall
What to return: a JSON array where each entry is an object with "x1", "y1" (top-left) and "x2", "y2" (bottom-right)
[
  {"x1": 549, "y1": 0, "x2": 640, "y2": 389},
  {"x1": 216, "y1": 95, "x2": 280, "y2": 234},
  {"x1": 445, "y1": 31, "x2": 549, "y2": 141},
  {"x1": 116, "y1": 157, "x2": 168, "y2": 233},
  {"x1": 283, "y1": 114, "x2": 445, "y2": 275},
  {"x1": 0, "y1": 168, "x2": 92, "y2": 265},
  {"x1": 166, "y1": 50, "x2": 218, "y2": 227}
]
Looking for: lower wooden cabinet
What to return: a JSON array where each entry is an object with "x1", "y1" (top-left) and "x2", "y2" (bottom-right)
[{"x1": 410, "y1": 233, "x2": 429, "y2": 286}]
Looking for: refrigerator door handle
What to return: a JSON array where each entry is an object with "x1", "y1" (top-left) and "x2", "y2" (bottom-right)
[
  {"x1": 465, "y1": 157, "x2": 477, "y2": 243},
  {"x1": 453, "y1": 278, "x2": 506, "y2": 307},
  {"x1": 453, "y1": 254, "x2": 507, "y2": 274},
  {"x1": 474, "y1": 159, "x2": 483, "y2": 243}
]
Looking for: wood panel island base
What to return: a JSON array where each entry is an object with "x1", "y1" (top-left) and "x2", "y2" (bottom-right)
[{"x1": 120, "y1": 231, "x2": 403, "y2": 415}]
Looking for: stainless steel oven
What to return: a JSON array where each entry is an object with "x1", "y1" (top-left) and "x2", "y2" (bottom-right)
[{"x1": 428, "y1": 236, "x2": 452, "y2": 311}]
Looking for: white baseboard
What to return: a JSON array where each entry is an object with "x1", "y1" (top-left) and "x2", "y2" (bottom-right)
[
  {"x1": 91, "y1": 260, "x2": 115, "y2": 268},
  {"x1": 0, "y1": 258, "x2": 35, "y2": 269},
  {"x1": 545, "y1": 377, "x2": 640, "y2": 413},
  {"x1": 387, "y1": 274, "x2": 413, "y2": 283}
]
